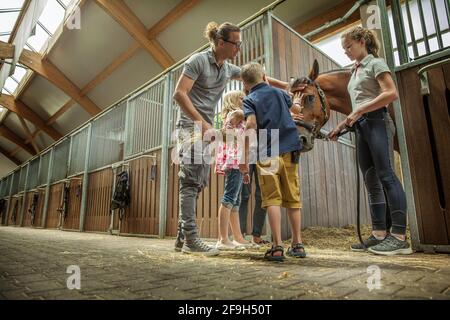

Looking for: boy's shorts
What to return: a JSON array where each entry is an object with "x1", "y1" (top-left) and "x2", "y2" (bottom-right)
[{"x1": 256, "y1": 152, "x2": 302, "y2": 209}]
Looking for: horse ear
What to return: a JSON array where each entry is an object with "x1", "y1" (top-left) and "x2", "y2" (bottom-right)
[{"x1": 308, "y1": 59, "x2": 320, "y2": 81}]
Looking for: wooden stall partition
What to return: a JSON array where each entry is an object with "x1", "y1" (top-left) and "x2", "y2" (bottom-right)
[
  {"x1": 8, "y1": 196, "x2": 22, "y2": 226},
  {"x1": 120, "y1": 151, "x2": 161, "y2": 236},
  {"x1": 46, "y1": 183, "x2": 64, "y2": 229},
  {"x1": 1, "y1": 198, "x2": 9, "y2": 225},
  {"x1": 396, "y1": 60, "x2": 450, "y2": 246},
  {"x1": 32, "y1": 189, "x2": 46, "y2": 228},
  {"x1": 62, "y1": 176, "x2": 83, "y2": 231},
  {"x1": 84, "y1": 168, "x2": 113, "y2": 233},
  {"x1": 22, "y1": 192, "x2": 34, "y2": 227}
]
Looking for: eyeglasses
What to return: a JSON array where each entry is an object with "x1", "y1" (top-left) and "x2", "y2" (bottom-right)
[{"x1": 222, "y1": 39, "x2": 242, "y2": 49}]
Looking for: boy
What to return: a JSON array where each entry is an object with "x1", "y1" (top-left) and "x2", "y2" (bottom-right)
[{"x1": 239, "y1": 62, "x2": 306, "y2": 261}]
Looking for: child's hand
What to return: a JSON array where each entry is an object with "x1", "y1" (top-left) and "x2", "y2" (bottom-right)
[
  {"x1": 239, "y1": 163, "x2": 249, "y2": 175},
  {"x1": 291, "y1": 112, "x2": 304, "y2": 122},
  {"x1": 243, "y1": 173, "x2": 250, "y2": 184}
]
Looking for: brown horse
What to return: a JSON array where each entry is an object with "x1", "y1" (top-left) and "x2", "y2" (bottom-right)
[{"x1": 291, "y1": 59, "x2": 397, "y2": 152}]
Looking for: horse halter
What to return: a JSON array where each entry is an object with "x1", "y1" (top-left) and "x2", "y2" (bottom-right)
[{"x1": 292, "y1": 79, "x2": 330, "y2": 140}]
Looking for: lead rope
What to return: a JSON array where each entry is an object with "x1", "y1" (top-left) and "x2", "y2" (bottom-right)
[{"x1": 337, "y1": 125, "x2": 365, "y2": 249}]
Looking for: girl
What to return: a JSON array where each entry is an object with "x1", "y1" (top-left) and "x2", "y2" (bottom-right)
[
  {"x1": 215, "y1": 90, "x2": 253, "y2": 250},
  {"x1": 329, "y1": 26, "x2": 412, "y2": 255}
]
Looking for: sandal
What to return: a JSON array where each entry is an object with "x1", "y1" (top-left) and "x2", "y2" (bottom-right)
[
  {"x1": 264, "y1": 245, "x2": 285, "y2": 262},
  {"x1": 287, "y1": 243, "x2": 307, "y2": 258}
]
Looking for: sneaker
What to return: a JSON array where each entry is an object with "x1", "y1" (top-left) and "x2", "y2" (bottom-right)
[
  {"x1": 182, "y1": 238, "x2": 220, "y2": 256},
  {"x1": 231, "y1": 240, "x2": 253, "y2": 249},
  {"x1": 368, "y1": 235, "x2": 413, "y2": 256},
  {"x1": 215, "y1": 241, "x2": 244, "y2": 251},
  {"x1": 350, "y1": 235, "x2": 384, "y2": 252}
]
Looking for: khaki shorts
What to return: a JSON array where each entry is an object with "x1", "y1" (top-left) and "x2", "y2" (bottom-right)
[{"x1": 256, "y1": 152, "x2": 301, "y2": 209}]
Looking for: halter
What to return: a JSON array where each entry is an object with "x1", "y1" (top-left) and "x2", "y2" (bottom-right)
[{"x1": 293, "y1": 81, "x2": 330, "y2": 140}]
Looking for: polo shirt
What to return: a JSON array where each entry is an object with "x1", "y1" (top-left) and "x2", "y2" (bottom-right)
[
  {"x1": 177, "y1": 48, "x2": 241, "y2": 128},
  {"x1": 347, "y1": 54, "x2": 391, "y2": 111},
  {"x1": 242, "y1": 82, "x2": 301, "y2": 160}
]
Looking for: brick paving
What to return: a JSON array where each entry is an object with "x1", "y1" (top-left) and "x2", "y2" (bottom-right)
[{"x1": 0, "y1": 226, "x2": 449, "y2": 300}]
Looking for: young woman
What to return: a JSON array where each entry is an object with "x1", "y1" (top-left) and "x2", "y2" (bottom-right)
[{"x1": 329, "y1": 26, "x2": 412, "y2": 255}]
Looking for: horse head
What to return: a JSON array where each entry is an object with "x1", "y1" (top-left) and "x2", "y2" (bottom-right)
[{"x1": 290, "y1": 59, "x2": 331, "y2": 152}]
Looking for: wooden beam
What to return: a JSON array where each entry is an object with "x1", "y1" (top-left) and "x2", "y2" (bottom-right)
[
  {"x1": 23, "y1": 129, "x2": 40, "y2": 146},
  {"x1": 45, "y1": 1, "x2": 200, "y2": 124},
  {"x1": 147, "y1": 0, "x2": 201, "y2": 38},
  {"x1": 46, "y1": 100, "x2": 76, "y2": 126},
  {"x1": 17, "y1": 115, "x2": 39, "y2": 154},
  {"x1": 0, "y1": 94, "x2": 62, "y2": 141},
  {"x1": 0, "y1": 41, "x2": 15, "y2": 59},
  {"x1": 0, "y1": 126, "x2": 35, "y2": 156},
  {"x1": 19, "y1": 49, "x2": 102, "y2": 116},
  {"x1": 94, "y1": 0, "x2": 175, "y2": 69},
  {"x1": 0, "y1": 145, "x2": 21, "y2": 166},
  {"x1": 294, "y1": 0, "x2": 360, "y2": 43},
  {"x1": 10, "y1": 128, "x2": 41, "y2": 157},
  {"x1": 81, "y1": 44, "x2": 141, "y2": 96}
]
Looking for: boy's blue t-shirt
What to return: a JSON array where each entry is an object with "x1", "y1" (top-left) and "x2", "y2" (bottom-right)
[{"x1": 242, "y1": 82, "x2": 301, "y2": 159}]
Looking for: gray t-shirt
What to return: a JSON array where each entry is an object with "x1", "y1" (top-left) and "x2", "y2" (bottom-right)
[
  {"x1": 347, "y1": 54, "x2": 391, "y2": 111},
  {"x1": 177, "y1": 49, "x2": 241, "y2": 128}
]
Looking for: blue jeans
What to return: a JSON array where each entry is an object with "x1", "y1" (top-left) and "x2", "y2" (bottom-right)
[
  {"x1": 356, "y1": 108, "x2": 407, "y2": 235},
  {"x1": 221, "y1": 169, "x2": 243, "y2": 211},
  {"x1": 239, "y1": 164, "x2": 267, "y2": 237}
]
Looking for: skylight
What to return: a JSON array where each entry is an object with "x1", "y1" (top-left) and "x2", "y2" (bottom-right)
[{"x1": 0, "y1": 0, "x2": 72, "y2": 97}]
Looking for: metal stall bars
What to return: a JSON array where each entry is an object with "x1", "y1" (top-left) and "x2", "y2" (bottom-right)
[
  {"x1": 389, "y1": 0, "x2": 450, "y2": 66},
  {"x1": 82, "y1": 103, "x2": 126, "y2": 233},
  {"x1": 123, "y1": 78, "x2": 164, "y2": 237}
]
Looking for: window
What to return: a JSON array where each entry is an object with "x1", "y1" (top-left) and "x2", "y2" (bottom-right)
[{"x1": 1, "y1": 0, "x2": 70, "y2": 95}]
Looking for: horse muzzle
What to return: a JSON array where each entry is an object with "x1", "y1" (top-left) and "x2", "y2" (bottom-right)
[{"x1": 295, "y1": 120, "x2": 315, "y2": 153}]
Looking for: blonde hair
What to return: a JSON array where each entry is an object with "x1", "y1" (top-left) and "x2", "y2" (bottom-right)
[
  {"x1": 204, "y1": 21, "x2": 240, "y2": 48},
  {"x1": 221, "y1": 90, "x2": 245, "y2": 122},
  {"x1": 240, "y1": 62, "x2": 265, "y2": 88},
  {"x1": 341, "y1": 26, "x2": 380, "y2": 57}
]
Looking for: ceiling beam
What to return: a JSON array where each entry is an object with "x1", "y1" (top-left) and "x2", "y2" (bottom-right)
[
  {"x1": 46, "y1": 100, "x2": 76, "y2": 126},
  {"x1": 0, "y1": 41, "x2": 15, "y2": 59},
  {"x1": 45, "y1": 0, "x2": 200, "y2": 125},
  {"x1": 17, "y1": 115, "x2": 39, "y2": 154},
  {"x1": 19, "y1": 49, "x2": 102, "y2": 116},
  {"x1": 94, "y1": 0, "x2": 175, "y2": 69},
  {"x1": 0, "y1": 94, "x2": 62, "y2": 140},
  {"x1": 11, "y1": 129, "x2": 41, "y2": 157},
  {"x1": 0, "y1": 145, "x2": 21, "y2": 166},
  {"x1": 294, "y1": 0, "x2": 360, "y2": 43},
  {"x1": 0, "y1": 126, "x2": 35, "y2": 156},
  {"x1": 147, "y1": 0, "x2": 201, "y2": 38}
]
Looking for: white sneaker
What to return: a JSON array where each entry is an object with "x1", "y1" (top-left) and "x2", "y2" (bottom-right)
[
  {"x1": 215, "y1": 241, "x2": 243, "y2": 251},
  {"x1": 232, "y1": 240, "x2": 253, "y2": 249}
]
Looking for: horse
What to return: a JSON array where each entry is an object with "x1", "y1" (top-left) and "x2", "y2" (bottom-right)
[{"x1": 291, "y1": 59, "x2": 398, "y2": 152}]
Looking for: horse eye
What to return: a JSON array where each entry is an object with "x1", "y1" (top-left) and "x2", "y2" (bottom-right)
[{"x1": 303, "y1": 95, "x2": 315, "y2": 106}]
